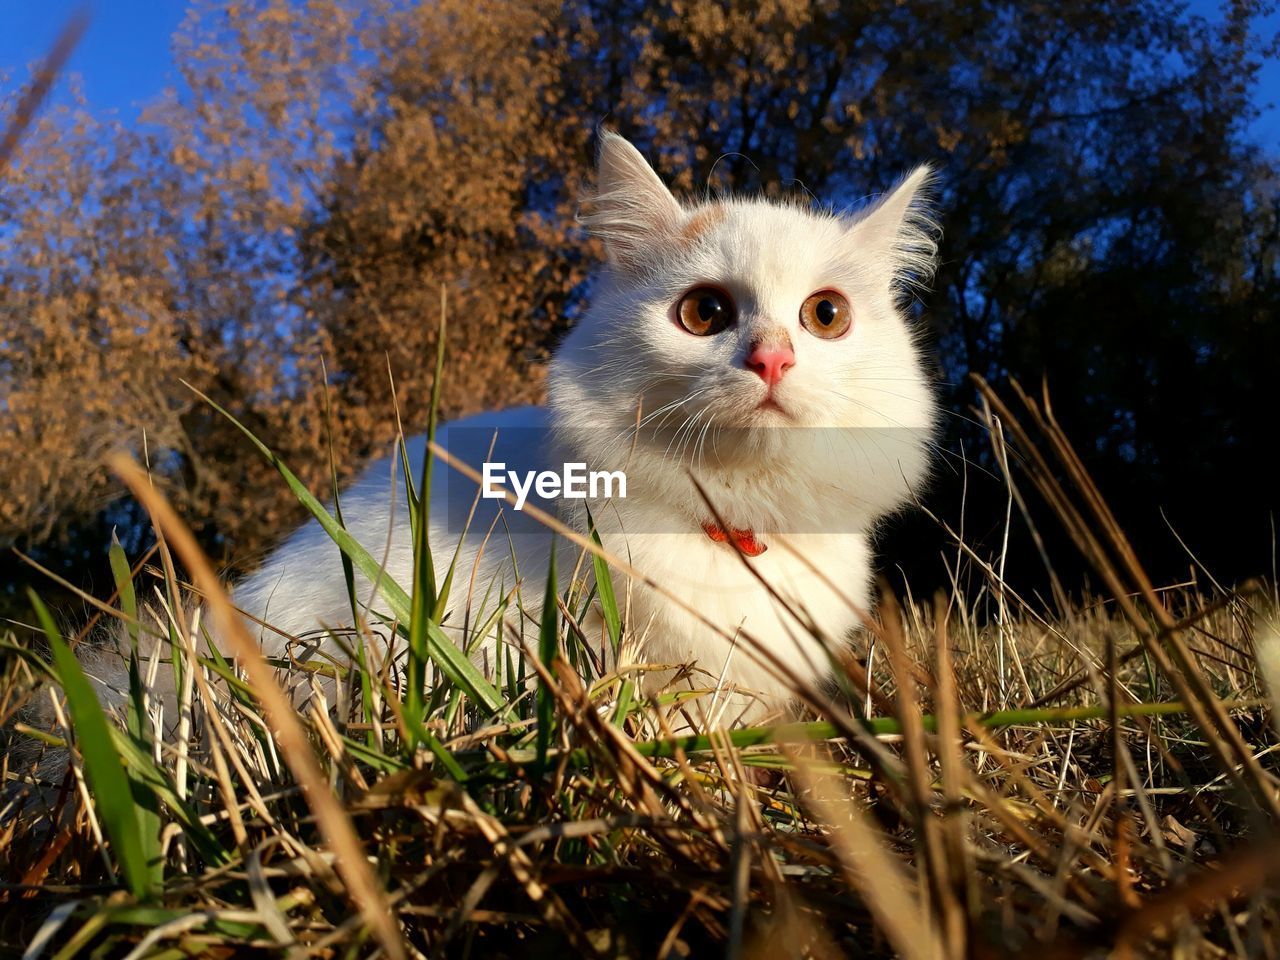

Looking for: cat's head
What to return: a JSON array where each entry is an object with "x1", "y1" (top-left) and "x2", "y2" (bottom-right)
[{"x1": 551, "y1": 131, "x2": 938, "y2": 501}]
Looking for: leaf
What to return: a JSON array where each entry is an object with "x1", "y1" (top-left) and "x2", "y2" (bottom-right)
[{"x1": 1161, "y1": 814, "x2": 1198, "y2": 849}]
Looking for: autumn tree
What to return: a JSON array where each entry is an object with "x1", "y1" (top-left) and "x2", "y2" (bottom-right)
[{"x1": 2, "y1": 0, "x2": 1276, "y2": 613}]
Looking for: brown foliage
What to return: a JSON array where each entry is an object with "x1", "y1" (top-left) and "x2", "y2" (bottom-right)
[
  {"x1": 3, "y1": 0, "x2": 602, "y2": 570},
  {"x1": 1, "y1": 0, "x2": 1275, "y2": 586}
]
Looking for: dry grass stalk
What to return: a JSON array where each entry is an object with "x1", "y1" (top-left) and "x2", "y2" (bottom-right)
[
  {"x1": 974, "y1": 375, "x2": 1279, "y2": 820},
  {"x1": 108, "y1": 453, "x2": 407, "y2": 960}
]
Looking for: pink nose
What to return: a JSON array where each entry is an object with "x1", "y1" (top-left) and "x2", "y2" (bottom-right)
[{"x1": 745, "y1": 344, "x2": 796, "y2": 387}]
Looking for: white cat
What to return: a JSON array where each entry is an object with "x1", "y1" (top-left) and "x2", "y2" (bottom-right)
[{"x1": 226, "y1": 132, "x2": 939, "y2": 720}]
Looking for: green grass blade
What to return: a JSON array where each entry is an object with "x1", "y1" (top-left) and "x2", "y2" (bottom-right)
[
  {"x1": 406, "y1": 452, "x2": 435, "y2": 731},
  {"x1": 108, "y1": 726, "x2": 231, "y2": 867},
  {"x1": 406, "y1": 287, "x2": 450, "y2": 728},
  {"x1": 110, "y1": 536, "x2": 156, "y2": 877},
  {"x1": 201, "y1": 634, "x2": 256, "y2": 706},
  {"x1": 584, "y1": 508, "x2": 633, "y2": 725},
  {"x1": 535, "y1": 538, "x2": 558, "y2": 771},
  {"x1": 423, "y1": 619, "x2": 509, "y2": 719},
  {"x1": 432, "y1": 551, "x2": 459, "y2": 625},
  {"x1": 123, "y1": 653, "x2": 164, "y2": 891},
  {"x1": 626, "y1": 699, "x2": 1233, "y2": 758},
  {"x1": 184, "y1": 381, "x2": 508, "y2": 718},
  {"x1": 341, "y1": 735, "x2": 411, "y2": 774},
  {"x1": 31, "y1": 591, "x2": 154, "y2": 899},
  {"x1": 585, "y1": 507, "x2": 622, "y2": 657},
  {"x1": 398, "y1": 434, "x2": 421, "y2": 520},
  {"x1": 124, "y1": 653, "x2": 147, "y2": 746},
  {"x1": 403, "y1": 712, "x2": 468, "y2": 782},
  {"x1": 465, "y1": 698, "x2": 1251, "y2": 780},
  {"x1": 504, "y1": 636, "x2": 518, "y2": 708},
  {"x1": 613, "y1": 678, "x2": 635, "y2": 727},
  {"x1": 109, "y1": 538, "x2": 153, "y2": 797},
  {"x1": 351, "y1": 629, "x2": 378, "y2": 753},
  {"x1": 107, "y1": 533, "x2": 138, "y2": 653},
  {"x1": 322, "y1": 360, "x2": 375, "y2": 751}
]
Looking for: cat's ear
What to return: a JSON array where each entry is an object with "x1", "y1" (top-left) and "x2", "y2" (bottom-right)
[
  {"x1": 581, "y1": 131, "x2": 683, "y2": 270},
  {"x1": 847, "y1": 165, "x2": 939, "y2": 287}
]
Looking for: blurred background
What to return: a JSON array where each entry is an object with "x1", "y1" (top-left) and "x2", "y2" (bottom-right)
[{"x1": 1, "y1": 0, "x2": 1277, "y2": 618}]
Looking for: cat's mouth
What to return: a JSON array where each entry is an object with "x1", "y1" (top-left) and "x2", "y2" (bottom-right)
[{"x1": 755, "y1": 396, "x2": 790, "y2": 416}]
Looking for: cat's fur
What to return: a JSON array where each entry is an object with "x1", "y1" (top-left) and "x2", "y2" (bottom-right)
[
  {"x1": 228, "y1": 132, "x2": 939, "y2": 713},
  {"x1": 98, "y1": 133, "x2": 940, "y2": 724}
]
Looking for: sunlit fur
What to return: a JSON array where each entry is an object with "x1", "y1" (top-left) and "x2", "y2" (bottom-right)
[
  {"x1": 549, "y1": 132, "x2": 940, "y2": 709},
  {"x1": 92, "y1": 133, "x2": 939, "y2": 724}
]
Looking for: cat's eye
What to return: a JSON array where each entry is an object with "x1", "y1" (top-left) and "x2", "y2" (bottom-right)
[
  {"x1": 800, "y1": 290, "x2": 852, "y2": 339},
  {"x1": 676, "y1": 286, "x2": 736, "y2": 336}
]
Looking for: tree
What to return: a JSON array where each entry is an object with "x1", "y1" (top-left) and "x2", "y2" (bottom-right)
[{"x1": 2, "y1": 0, "x2": 1276, "y2": 613}]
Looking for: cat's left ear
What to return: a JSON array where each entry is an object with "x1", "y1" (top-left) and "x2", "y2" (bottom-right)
[
  {"x1": 847, "y1": 165, "x2": 939, "y2": 287},
  {"x1": 581, "y1": 131, "x2": 683, "y2": 271}
]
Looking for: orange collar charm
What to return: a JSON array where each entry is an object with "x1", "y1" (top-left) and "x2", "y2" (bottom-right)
[{"x1": 701, "y1": 521, "x2": 767, "y2": 557}]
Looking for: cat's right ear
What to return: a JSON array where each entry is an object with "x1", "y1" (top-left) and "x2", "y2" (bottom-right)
[
  {"x1": 846, "y1": 165, "x2": 940, "y2": 289},
  {"x1": 581, "y1": 131, "x2": 683, "y2": 270}
]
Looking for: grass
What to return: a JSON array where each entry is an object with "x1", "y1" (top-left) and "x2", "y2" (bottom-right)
[
  {"x1": 0, "y1": 366, "x2": 1277, "y2": 960},
  {"x1": 2, "y1": 16, "x2": 1276, "y2": 959}
]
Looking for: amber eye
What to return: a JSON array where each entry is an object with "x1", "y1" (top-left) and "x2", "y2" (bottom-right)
[
  {"x1": 799, "y1": 290, "x2": 852, "y2": 339},
  {"x1": 676, "y1": 286, "x2": 736, "y2": 336}
]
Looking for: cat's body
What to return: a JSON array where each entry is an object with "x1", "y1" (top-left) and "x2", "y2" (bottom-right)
[
  {"x1": 237, "y1": 403, "x2": 877, "y2": 708},
  {"x1": 229, "y1": 133, "x2": 939, "y2": 717}
]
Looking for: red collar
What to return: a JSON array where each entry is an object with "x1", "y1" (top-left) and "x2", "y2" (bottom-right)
[{"x1": 701, "y1": 521, "x2": 767, "y2": 557}]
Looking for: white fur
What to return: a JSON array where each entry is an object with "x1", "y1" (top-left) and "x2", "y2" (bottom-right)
[{"x1": 214, "y1": 133, "x2": 939, "y2": 717}]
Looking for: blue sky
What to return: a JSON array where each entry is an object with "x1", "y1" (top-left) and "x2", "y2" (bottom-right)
[
  {"x1": 0, "y1": 2, "x2": 187, "y2": 120},
  {"x1": 0, "y1": 1, "x2": 1277, "y2": 150}
]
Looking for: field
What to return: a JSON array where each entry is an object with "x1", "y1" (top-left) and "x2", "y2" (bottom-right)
[
  {"x1": 1, "y1": 373, "x2": 1277, "y2": 959},
  {"x1": 0, "y1": 18, "x2": 1274, "y2": 957}
]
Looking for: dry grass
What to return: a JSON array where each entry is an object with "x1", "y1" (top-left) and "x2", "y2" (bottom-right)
[
  {"x1": 2, "y1": 25, "x2": 1277, "y2": 956},
  {"x1": 1, "y1": 375, "x2": 1277, "y2": 960}
]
